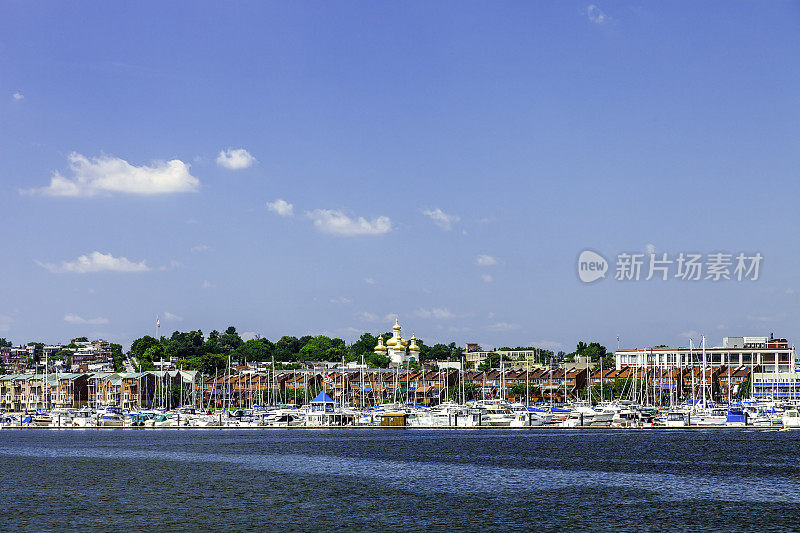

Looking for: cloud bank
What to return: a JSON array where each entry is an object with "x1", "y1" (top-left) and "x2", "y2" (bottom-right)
[
  {"x1": 64, "y1": 313, "x2": 109, "y2": 325},
  {"x1": 38, "y1": 251, "x2": 149, "y2": 273},
  {"x1": 307, "y1": 209, "x2": 391, "y2": 236},
  {"x1": 422, "y1": 208, "x2": 460, "y2": 230},
  {"x1": 267, "y1": 199, "x2": 294, "y2": 217},
  {"x1": 587, "y1": 4, "x2": 611, "y2": 25},
  {"x1": 476, "y1": 254, "x2": 498, "y2": 267},
  {"x1": 216, "y1": 148, "x2": 255, "y2": 170},
  {"x1": 25, "y1": 152, "x2": 199, "y2": 197}
]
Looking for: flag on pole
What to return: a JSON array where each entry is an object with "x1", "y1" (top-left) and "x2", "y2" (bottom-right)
[
  {"x1": 157, "y1": 317, "x2": 161, "y2": 328},
  {"x1": 323, "y1": 373, "x2": 333, "y2": 386}
]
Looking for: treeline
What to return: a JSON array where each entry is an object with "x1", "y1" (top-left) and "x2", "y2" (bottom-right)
[{"x1": 128, "y1": 327, "x2": 466, "y2": 374}]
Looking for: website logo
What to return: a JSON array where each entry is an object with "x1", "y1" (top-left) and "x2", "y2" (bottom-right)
[{"x1": 577, "y1": 250, "x2": 608, "y2": 283}]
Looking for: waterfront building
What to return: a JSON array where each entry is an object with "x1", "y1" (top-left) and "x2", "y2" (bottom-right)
[
  {"x1": 752, "y1": 371, "x2": 800, "y2": 399},
  {"x1": 465, "y1": 348, "x2": 553, "y2": 370},
  {"x1": 0, "y1": 373, "x2": 89, "y2": 411},
  {"x1": 614, "y1": 335, "x2": 794, "y2": 373}
]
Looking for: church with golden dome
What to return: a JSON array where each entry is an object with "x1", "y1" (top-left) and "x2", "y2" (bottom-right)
[{"x1": 374, "y1": 318, "x2": 419, "y2": 366}]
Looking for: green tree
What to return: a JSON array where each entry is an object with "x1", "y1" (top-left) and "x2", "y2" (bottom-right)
[
  {"x1": 27, "y1": 342, "x2": 44, "y2": 363},
  {"x1": 52, "y1": 349, "x2": 74, "y2": 367},
  {"x1": 203, "y1": 330, "x2": 221, "y2": 353},
  {"x1": 571, "y1": 341, "x2": 611, "y2": 367},
  {"x1": 219, "y1": 326, "x2": 244, "y2": 352},
  {"x1": 0, "y1": 338, "x2": 12, "y2": 348},
  {"x1": 236, "y1": 338, "x2": 273, "y2": 362},
  {"x1": 182, "y1": 353, "x2": 228, "y2": 375},
  {"x1": 299, "y1": 335, "x2": 346, "y2": 361},
  {"x1": 477, "y1": 352, "x2": 514, "y2": 371},
  {"x1": 448, "y1": 383, "x2": 478, "y2": 402},
  {"x1": 348, "y1": 333, "x2": 379, "y2": 362},
  {"x1": 274, "y1": 336, "x2": 301, "y2": 361},
  {"x1": 110, "y1": 343, "x2": 124, "y2": 372},
  {"x1": 139, "y1": 344, "x2": 165, "y2": 371},
  {"x1": 129, "y1": 335, "x2": 160, "y2": 361},
  {"x1": 738, "y1": 379, "x2": 750, "y2": 399},
  {"x1": 164, "y1": 330, "x2": 204, "y2": 360},
  {"x1": 508, "y1": 383, "x2": 540, "y2": 400},
  {"x1": 365, "y1": 352, "x2": 390, "y2": 368}
]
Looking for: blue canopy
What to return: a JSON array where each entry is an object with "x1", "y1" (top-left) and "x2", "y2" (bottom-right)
[{"x1": 311, "y1": 391, "x2": 335, "y2": 403}]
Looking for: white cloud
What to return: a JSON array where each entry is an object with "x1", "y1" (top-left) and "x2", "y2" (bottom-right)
[
  {"x1": 330, "y1": 297, "x2": 353, "y2": 305},
  {"x1": 680, "y1": 330, "x2": 700, "y2": 339},
  {"x1": 241, "y1": 331, "x2": 260, "y2": 341},
  {"x1": 587, "y1": 4, "x2": 611, "y2": 25},
  {"x1": 307, "y1": 209, "x2": 391, "y2": 236},
  {"x1": 163, "y1": 311, "x2": 183, "y2": 322},
  {"x1": 267, "y1": 199, "x2": 294, "y2": 217},
  {"x1": 415, "y1": 307, "x2": 456, "y2": 320},
  {"x1": 37, "y1": 251, "x2": 149, "y2": 274},
  {"x1": 357, "y1": 312, "x2": 380, "y2": 322},
  {"x1": 422, "y1": 208, "x2": 460, "y2": 230},
  {"x1": 159, "y1": 259, "x2": 183, "y2": 271},
  {"x1": 12, "y1": 92, "x2": 23, "y2": 101},
  {"x1": 529, "y1": 340, "x2": 565, "y2": 350},
  {"x1": 202, "y1": 280, "x2": 215, "y2": 289},
  {"x1": 481, "y1": 274, "x2": 493, "y2": 283},
  {"x1": 216, "y1": 148, "x2": 255, "y2": 170},
  {"x1": 356, "y1": 312, "x2": 397, "y2": 323},
  {"x1": 191, "y1": 244, "x2": 210, "y2": 253},
  {"x1": 487, "y1": 322, "x2": 520, "y2": 332},
  {"x1": 747, "y1": 313, "x2": 787, "y2": 323},
  {"x1": 364, "y1": 277, "x2": 377, "y2": 285},
  {"x1": 25, "y1": 152, "x2": 199, "y2": 197},
  {"x1": 476, "y1": 254, "x2": 498, "y2": 267},
  {"x1": 64, "y1": 313, "x2": 109, "y2": 325}
]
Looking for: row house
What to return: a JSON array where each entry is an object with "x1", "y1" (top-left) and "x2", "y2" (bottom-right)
[
  {"x1": 87, "y1": 371, "x2": 197, "y2": 409},
  {"x1": 0, "y1": 373, "x2": 89, "y2": 412},
  {"x1": 87, "y1": 372, "x2": 157, "y2": 409}
]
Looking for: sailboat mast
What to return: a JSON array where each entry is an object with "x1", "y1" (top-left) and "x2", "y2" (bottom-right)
[{"x1": 701, "y1": 335, "x2": 707, "y2": 410}]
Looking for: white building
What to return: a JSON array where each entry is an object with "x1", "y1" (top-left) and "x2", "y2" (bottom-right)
[
  {"x1": 614, "y1": 336, "x2": 795, "y2": 373},
  {"x1": 374, "y1": 319, "x2": 420, "y2": 366}
]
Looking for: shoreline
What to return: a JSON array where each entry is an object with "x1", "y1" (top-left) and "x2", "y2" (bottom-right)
[{"x1": 0, "y1": 424, "x2": 786, "y2": 431}]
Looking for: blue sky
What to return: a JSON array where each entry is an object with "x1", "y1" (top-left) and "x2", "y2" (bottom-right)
[{"x1": 1, "y1": 2, "x2": 798, "y2": 352}]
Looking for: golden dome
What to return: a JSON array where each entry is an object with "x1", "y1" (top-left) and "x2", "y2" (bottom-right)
[
  {"x1": 374, "y1": 337, "x2": 387, "y2": 352},
  {"x1": 409, "y1": 333, "x2": 420, "y2": 351},
  {"x1": 392, "y1": 318, "x2": 401, "y2": 331}
]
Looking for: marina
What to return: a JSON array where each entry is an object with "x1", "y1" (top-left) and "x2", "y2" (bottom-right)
[
  {"x1": 4, "y1": 332, "x2": 799, "y2": 430},
  {"x1": 3, "y1": 396, "x2": 798, "y2": 430}
]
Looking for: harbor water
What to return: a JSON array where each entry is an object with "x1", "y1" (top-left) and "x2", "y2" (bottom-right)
[{"x1": 1, "y1": 428, "x2": 799, "y2": 531}]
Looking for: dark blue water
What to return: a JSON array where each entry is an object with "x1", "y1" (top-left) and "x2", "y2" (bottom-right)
[{"x1": 1, "y1": 428, "x2": 799, "y2": 531}]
